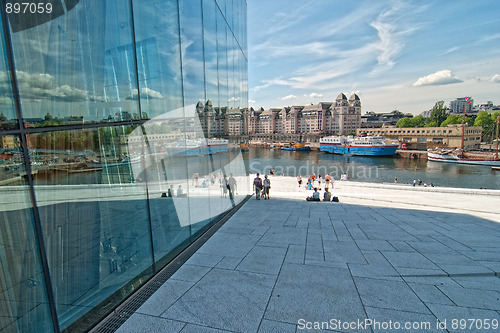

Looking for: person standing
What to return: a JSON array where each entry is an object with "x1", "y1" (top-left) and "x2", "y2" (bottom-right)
[
  {"x1": 228, "y1": 173, "x2": 236, "y2": 199},
  {"x1": 325, "y1": 173, "x2": 332, "y2": 189},
  {"x1": 263, "y1": 175, "x2": 271, "y2": 200},
  {"x1": 222, "y1": 175, "x2": 228, "y2": 197},
  {"x1": 253, "y1": 173, "x2": 263, "y2": 200},
  {"x1": 297, "y1": 174, "x2": 302, "y2": 187}
]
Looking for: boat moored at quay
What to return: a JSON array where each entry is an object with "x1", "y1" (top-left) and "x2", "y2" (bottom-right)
[
  {"x1": 320, "y1": 135, "x2": 399, "y2": 156},
  {"x1": 169, "y1": 138, "x2": 228, "y2": 156},
  {"x1": 281, "y1": 141, "x2": 311, "y2": 151}
]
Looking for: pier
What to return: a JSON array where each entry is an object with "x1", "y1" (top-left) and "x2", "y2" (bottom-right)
[{"x1": 396, "y1": 149, "x2": 428, "y2": 159}]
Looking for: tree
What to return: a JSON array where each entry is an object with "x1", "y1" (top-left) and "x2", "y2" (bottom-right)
[
  {"x1": 474, "y1": 111, "x2": 493, "y2": 127},
  {"x1": 396, "y1": 117, "x2": 414, "y2": 128},
  {"x1": 440, "y1": 115, "x2": 462, "y2": 127},
  {"x1": 412, "y1": 115, "x2": 426, "y2": 127},
  {"x1": 429, "y1": 101, "x2": 447, "y2": 126},
  {"x1": 440, "y1": 115, "x2": 473, "y2": 127}
]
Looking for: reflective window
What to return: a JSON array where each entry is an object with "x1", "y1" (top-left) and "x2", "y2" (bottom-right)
[
  {"x1": 0, "y1": 135, "x2": 54, "y2": 332},
  {"x1": 8, "y1": 1, "x2": 141, "y2": 127},
  {"x1": 0, "y1": 15, "x2": 17, "y2": 130},
  {"x1": 132, "y1": 0, "x2": 183, "y2": 119},
  {"x1": 27, "y1": 126, "x2": 153, "y2": 329}
]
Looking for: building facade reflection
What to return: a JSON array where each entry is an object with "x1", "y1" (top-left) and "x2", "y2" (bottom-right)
[{"x1": 0, "y1": 1, "x2": 248, "y2": 332}]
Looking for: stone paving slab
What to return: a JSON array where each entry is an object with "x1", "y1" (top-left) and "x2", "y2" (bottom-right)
[{"x1": 117, "y1": 179, "x2": 500, "y2": 333}]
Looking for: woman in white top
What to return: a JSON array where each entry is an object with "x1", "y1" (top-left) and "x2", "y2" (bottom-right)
[{"x1": 263, "y1": 175, "x2": 271, "y2": 200}]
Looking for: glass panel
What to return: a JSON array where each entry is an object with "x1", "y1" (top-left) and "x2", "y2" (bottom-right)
[
  {"x1": 0, "y1": 14, "x2": 17, "y2": 130},
  {"x1": 0, "y1": 135, "x2": 54, "y2": 333},
  {"x1": 27, "y1": 126, "x2": 153, "y2": 329},
  {"x1": 132, "y1": 0, "x2": 183, "y2": 120},
  {"x1": 7, "y1": 0, "x2": 141, "y2": 127},
  {"x1": 180, "y1": 0, "x2": 214, "y2": 235},
  {"x1": 137, "y1": 120, "x2": 191, "y2": 266},
  {"x1": 132, "y1": 0, "x2": 191, "y2": 265}
]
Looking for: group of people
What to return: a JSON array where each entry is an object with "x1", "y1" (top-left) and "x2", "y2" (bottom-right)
[
  {"x1": 394, "y1": 177, "x2": 434, "y2": 187},
  {"x1": 253, "y1": 173, "x2": 271, "y2": 200},
  {"x1": 164, "y1": 184, "x2": 187, "y2": 198},
  {"x1": 306, "y1": 187, "x2": 336, "y2": 202},
  {"x1": 297, "y1": 173, "x2": 335, "y2": 190},
  {"x1": 222, "y1": 173, "x2": 237, "y2": 199}
]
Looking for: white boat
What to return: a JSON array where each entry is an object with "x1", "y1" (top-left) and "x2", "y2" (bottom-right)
[
  {"x1": 320, "y1": 135, "x2": 398, "y2": 156},
  {"x1": 171, "y1": 138, "x2": 228, "y2": 156},
  {"x1": 428, "y1": 113, "x2": 500, "y2": 166},
  {"x1": 427, "y1": 149, "x2": 500, "y2": 166}
]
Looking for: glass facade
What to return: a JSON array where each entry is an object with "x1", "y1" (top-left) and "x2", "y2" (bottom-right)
[{"x1": 0, "y1": 1, "x2": 248, "y2": 332}]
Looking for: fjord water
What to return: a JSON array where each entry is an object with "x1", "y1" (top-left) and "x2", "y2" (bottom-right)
[{"x1": 244, "y1": 148, "x2": 500, "y2": 190}]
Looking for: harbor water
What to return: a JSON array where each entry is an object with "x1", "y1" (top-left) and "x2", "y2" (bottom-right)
[
  {"x1": 245, "y1": 148, "x2": 500, "y2": 190},
  {"x1": 30, "y1": 147, "x2": 500, "y2": 190}
]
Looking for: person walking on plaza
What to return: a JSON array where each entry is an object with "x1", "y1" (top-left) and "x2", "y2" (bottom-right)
[
  {"x1": 263, "y1": 175, "x2": 271, "y2": 200},
  {"x1": 325, "y1": 173, "x2": 332, "y2": 189},
  {"x1": 222, "y1": 174, "x2": 228, "y2": 197},
  {"x1": 253, "y1": 173, "x2": 263, "y2": 200},
  {"x1": 297, "y1": 174, "x2": 302, "y2": 187},
  {"x1": 228, "y1": 173, "x2": 236, "y2": 199}
]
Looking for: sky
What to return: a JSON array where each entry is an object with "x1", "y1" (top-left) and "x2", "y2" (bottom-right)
[{"x1": 247, "y1": 0, "x2": 500, "y2": 115}]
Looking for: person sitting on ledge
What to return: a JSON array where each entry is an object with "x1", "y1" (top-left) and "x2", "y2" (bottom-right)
[
  {"x1": 167, "y1": 185, "x2": 175, "y2": 197},
  {"x1": 323, "y1": 188, "x2": 331, "y2": 201},
  {"x1": 306, "y1": 188, "x2": 321, "y2": 201},
  {"x1": 177, "y1": 185, "x2": 187, "y2": 197}
]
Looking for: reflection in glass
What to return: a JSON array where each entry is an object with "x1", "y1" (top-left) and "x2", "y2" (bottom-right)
[
  {"x1": 132, "y1": 0, "x2": 183, "y2": 119},
  {"x1": 8, "y1": 0, "x2": 141, "y2": 126},
  {"x1": 27, "y1": 126, "x2": 154, "y2": 329},
  {"x1": 0, "y1": 0, "x2": 249, "y2": 331},
  {"x1": 0, "y1": 14, "x2": 17, "y2": 130},
  {"x1": 0, "y1": 135, "x2": 54, "y2": 332}
]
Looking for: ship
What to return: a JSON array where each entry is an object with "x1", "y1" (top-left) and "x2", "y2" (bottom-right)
[
  {"x1": 427, "y1": 109, "x2": 500, "y2": 166},
  {"x1": 171, "y1": 138, "x2": 228, "y2": 156},
  {"x1": 240, "y1": 143, "x2": 249, "y2": 152},
  {"x1": 427, "y1": 149, "x2": 500, "y2": 166},
  {"x1": 320, "y1": 135, "x2": 399, "y2": 156},
  {"x1": 281, "y1": 141, "x2": 310, "y2": 151}
]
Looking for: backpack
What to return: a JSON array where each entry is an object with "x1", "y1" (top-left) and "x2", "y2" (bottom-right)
[{"x1": 332, "y1": 196, "x2": 339, "y2": 202}]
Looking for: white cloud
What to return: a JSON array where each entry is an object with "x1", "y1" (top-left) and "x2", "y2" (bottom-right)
[
  {"x1": 306, "y1": 93, "x2": 323, "y2": 98},
  {"x1": 413, "y1": 70, "x2": 462, "y2": 87},
  {"x1": 228, "y1": 96, "x2": 241, "y2": 102},
  {"x1": 128, "y1": 87, "x2": 164, "y2": 100},
  {"x1": 248, "y1": 99, "x2": 256, "y2": 104},
  {"x1": 281, "y1": 94, "x2": 297, "y2": 101},
  {"x1": 492, "y1": 74, "x2": 500, "y2": 83},
  {"x1": 440, "y1": 46, "x2": 459, "y2": 56}
]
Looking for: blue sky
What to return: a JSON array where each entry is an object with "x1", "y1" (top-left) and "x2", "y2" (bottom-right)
[{"x1": 247, "y1": 0, "x2": 500, "y2": 115}]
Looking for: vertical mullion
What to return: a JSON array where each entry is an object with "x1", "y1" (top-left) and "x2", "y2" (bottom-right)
[{"x1": 0, "y1": 2, "x2": 61, "y2": 332}]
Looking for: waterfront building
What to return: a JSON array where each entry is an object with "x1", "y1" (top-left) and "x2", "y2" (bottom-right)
[
  {"x1": 357, "y1": 124, "x2": 482, "y2": 150},
  {"x1": 449, "y1": 97, "x2": 474, "y2": 114},
  {"x1": 224, "y1": 93, "x2": 361, "y2": 143},
  {"x1": 361, "y1": 110, "x2": 413, "y2": 125},
  {"x1": 0, "y1": 1, "x2": 248, "y2": 332}
]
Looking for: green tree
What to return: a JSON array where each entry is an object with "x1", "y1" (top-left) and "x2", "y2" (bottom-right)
[
  {"x1": 474, "y1": 111, "x2": 493, "y2": 127},
  {"x1": 440, "y1": 115, "x2": 473, "y2": 127},
  {"x1": 440, "y1": 115, "x2": 462, "y2": 127},
  {"x1": 429, "y1": 101, "x2": 447, "y2": 126},
  {"x1": 396, "y1": 117, "x2": 414, "y2": 127},
  {"x1": 412, "y1": 115, "x2": 426, "y2": 127}
]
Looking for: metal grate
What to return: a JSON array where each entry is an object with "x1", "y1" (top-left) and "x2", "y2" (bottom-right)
[{"x1": 87, "y1": 195, "x2": 250, "y2": 333}]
